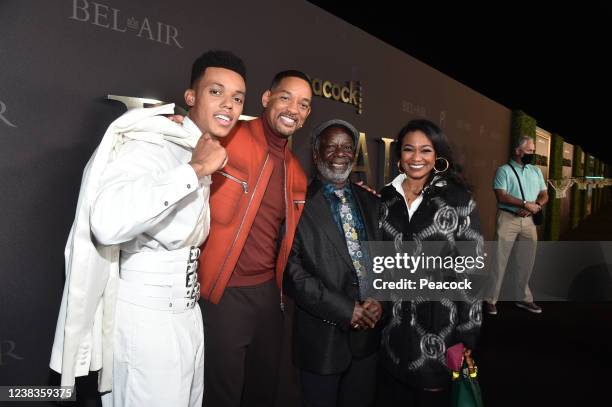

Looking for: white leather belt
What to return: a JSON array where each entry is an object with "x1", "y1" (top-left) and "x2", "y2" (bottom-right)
[{"x1": 118, "y1": 246, "x2": 201, "y2": 313}]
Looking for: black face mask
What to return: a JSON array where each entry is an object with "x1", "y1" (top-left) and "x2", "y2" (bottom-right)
[{"x1": 521, "y1": 153, "x2": 535, "y2": 165}]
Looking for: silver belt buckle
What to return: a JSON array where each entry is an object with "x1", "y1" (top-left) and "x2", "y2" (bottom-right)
[
  {"x1": 188, "y1": 246, "x2": 201, "y2": 262},
  {"x1": 184, "y1": 282, "x2": 200, "y2": 310},
  {"x1": 185, "y1": 260, "x2": 198, "y2": 285},
  {"x1": 184, "y1": 246, "x2": 201, "y2": 309},
  {"x1": 193, "y1": 282, "x2": 201, "y2": 302},
  {"x1": 185, "y1": 278, "x2": 199, "y2": 298}
]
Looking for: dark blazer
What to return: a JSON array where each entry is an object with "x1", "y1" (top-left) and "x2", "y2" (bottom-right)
[{"x1": 283, "y1": 179, "x2": 383, "y2": 375}]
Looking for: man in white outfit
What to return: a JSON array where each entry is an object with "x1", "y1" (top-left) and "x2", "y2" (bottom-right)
[{"x1": 49, "y1": 50, "x2": 246, "y2": 407}]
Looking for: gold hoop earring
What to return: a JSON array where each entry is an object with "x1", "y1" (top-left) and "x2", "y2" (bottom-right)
[
  {"x1": 397, "y1": 160, "x2": 404, "y2": 173},
  {"x1": 434, "y1": 157, "x2": 449, "y2": 173}
]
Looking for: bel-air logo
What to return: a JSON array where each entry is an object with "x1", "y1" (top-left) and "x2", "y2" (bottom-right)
[{"x1": 70, "y1": 0, "x2": 183, "y2": 48}]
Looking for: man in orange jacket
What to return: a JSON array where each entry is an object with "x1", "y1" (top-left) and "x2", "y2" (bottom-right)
[{"x1": 199, "y1": 70, "x2": 312, "y2": 406}]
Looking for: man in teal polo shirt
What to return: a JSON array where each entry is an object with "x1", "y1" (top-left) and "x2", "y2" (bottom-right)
[{"x1": 485, "y1": 135, "x2": 549, "y2": 315}]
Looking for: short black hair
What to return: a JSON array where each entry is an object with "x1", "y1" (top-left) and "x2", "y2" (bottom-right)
[
  {"x1": 190, "y1": 50, "x2": 246, "y2": 87},
  {"x1": 269, "y1": 70, "x2": 311, "y2": 90}
]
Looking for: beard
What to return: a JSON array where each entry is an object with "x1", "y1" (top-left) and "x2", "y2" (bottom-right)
[{"x1": 316, "y1": 160, "x2": 353, "y2": 185}]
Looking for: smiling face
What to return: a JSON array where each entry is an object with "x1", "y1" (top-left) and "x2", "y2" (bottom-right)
[
  {"x1": 399, "y1": 130, "x2": 436, "y2": 180},
  {"x1": 184, "y1": 67, "x2": 246, "y2": 139},
  {"x1": 261, "y1": 76, "x2": 312, "y2": 138},
  {"x1": 314, "y1": 126, "x2": 355, "y2": 187}
]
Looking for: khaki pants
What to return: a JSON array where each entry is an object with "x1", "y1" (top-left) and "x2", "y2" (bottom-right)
[{"x1": 488, "y1": 210, "x2": 538, "y2": 304}]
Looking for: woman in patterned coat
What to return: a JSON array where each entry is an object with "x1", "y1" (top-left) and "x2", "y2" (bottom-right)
[{"x1": 377, "y1": 119, "x2": 483, "y2": 407}]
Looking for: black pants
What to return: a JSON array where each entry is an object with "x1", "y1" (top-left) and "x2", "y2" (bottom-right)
[
  {"x1": 201, "y1": 279, "x2": 283, "y2": 407},
  {"x1": 299, "y1": 353, "x2": 377, "y2": 407},
  {"x1": 376, "y1": 365, "x2": 451, "y2": 407}
]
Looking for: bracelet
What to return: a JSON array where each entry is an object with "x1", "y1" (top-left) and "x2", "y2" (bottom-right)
[
  {"x1": 451, "y1": 365, "x2": 478, "y2": 380},
  {"x1": 468, "y1": 365, "x2": 478, "y2": 378}
]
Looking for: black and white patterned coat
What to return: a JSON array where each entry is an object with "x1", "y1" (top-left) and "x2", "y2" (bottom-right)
[{"x1": 378, "y1": 175, "x2": 484, "y2": 389}]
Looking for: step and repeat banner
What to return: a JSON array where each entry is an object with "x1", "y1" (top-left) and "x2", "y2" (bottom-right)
[{"x1": 0, "y1": 1, "x2": 510, "y2": 405}]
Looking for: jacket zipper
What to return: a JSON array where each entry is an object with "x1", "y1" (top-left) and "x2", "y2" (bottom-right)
[
  {"x1": 280, "y1": 159, "x2": 287, "y2": 312},
  {"x1": 215, "y1": 170, "x2": 248, "y2": 193},
  {"x1": 209, "y1": 154, "x2": 270, "y2": 297}
]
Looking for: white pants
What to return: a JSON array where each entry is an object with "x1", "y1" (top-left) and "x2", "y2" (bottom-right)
[
  {"x1": 101, "y1": 247, "x2": 205, "y2": 407},
  {"x1": 101, "y1": 297, "x2": 204, "y2": 407}
]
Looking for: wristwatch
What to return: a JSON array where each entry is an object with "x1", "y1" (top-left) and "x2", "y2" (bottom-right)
[{"x1": 522, "y1": 200, "x2": 527, "y2": 208}]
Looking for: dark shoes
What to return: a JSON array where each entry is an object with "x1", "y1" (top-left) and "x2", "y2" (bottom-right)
[
  {"x1": 515, "y1": 301, "x2": 542, "y2": 314},
  {"x1": 483, "y1": 302, "x2": 497, "y2": 316}
]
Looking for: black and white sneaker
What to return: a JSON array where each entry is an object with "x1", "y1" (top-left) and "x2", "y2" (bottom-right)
[
  {"x1": 484, "y1": 302, "x2": 497, "y2": 315},
  {"x1": 515, "y1": 301, "x2": 542, "y2": 314}
]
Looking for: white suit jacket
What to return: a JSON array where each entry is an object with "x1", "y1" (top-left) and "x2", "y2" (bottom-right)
[{"x1": 49, "y1": 104, "x2": 201, "y2": 392}]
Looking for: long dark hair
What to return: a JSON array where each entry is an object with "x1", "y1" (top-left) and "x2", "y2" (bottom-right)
[{"x1": 395, "y1": 119, "x2": 469, "y2": 189}]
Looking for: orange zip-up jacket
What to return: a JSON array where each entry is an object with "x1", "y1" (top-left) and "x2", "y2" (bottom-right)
[{"x1": 199, "y1": 118, "x2": 307, "y2": 304}]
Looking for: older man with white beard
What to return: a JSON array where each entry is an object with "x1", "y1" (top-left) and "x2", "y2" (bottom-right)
[{"x1": 283, "y1": 119, "x2": 384, "y2": 407}]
